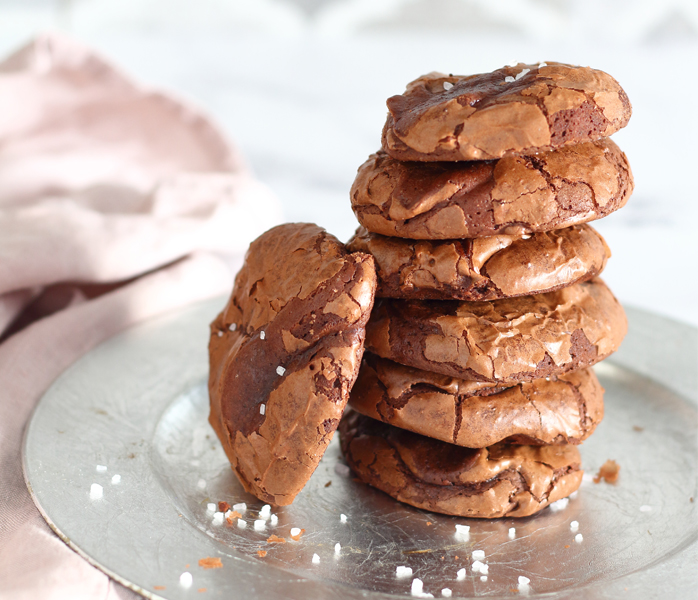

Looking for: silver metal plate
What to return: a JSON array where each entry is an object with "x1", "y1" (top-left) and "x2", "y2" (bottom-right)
[{"x1": 23, "y1": 298, "x2": 698, "y2": 599}]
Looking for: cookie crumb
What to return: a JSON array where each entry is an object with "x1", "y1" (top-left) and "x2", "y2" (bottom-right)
[
  {"x1": 325, "y1": 481, "x2": 332, "y2": 487},
  {"x1": 312, "y1": 553, "x2": 320, "y2": 564},
  {"x1": 594, "y1": 460, "x2": 620, "y2": 484},
  {"x1": 257, "y1": 550, "x2": 267, "y2": 557},
  {"x1": 633, "y1": 425, "x2": 644, "y2": 432},
  {"x1": 179, "y1": 572, "x2": 193, "y2": 588},
  {"x1": 198, "y1": 557, "x2": 222, "y2": 570},
  {"x1": 426, "y1": 521, "x2": 432, "y2": 526},
  {"x1": 290, "y1": 527, "x2": 305, "y2": 541},
  {"x1": 267, "y1": 534, "x2": 286, "y2": 543},
  {"x1": 218, "y1": 502, "x2": 230, "y2": 512},
  {"x1": 153, "y1": 586, "x2": 166, "y2": 590},
  {"x1": 198, "y1": 589, "x2": 207, "y2": 593},
  {"x1": 396, "y1": 566, "x2": 413, "y2": 578},
  {"x1": 565, "y1": 544, "x2": 570, "y2": 548},
  {"x1": 225, "y1": 510, "x2": 241, "y2": 524}
]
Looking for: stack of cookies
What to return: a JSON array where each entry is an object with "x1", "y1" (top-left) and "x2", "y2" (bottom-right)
[{"x1": 340, "y1": 62, "x2": 633, "y2": 518}]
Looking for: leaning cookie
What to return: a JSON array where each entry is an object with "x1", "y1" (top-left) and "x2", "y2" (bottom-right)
[
  {"x1": 347, "y1": 224, "x2": 610, "y2": 301},
  {"x1": 382, "y1": 62, "x2": 631, "y2": 161},
  {"x1": 365, "y1": 278, "x2": 626, "y2": 384},
  {"x1": 350, "y1": 354, "x2": 604, "y2": 447},
  {"x1": 339, "y1": 411, "x2": 582, "y2": 518},
  {"x1": 351, "y1": 141, "x2": 632, "y2": 239},
  {"x1": 208, "y1": 223, "x2": 376, "y2": 505}
]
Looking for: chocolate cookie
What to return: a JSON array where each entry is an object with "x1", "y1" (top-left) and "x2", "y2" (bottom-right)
[
  {"x1": 365, "y1": 278, "x2": 626, "y2": 384},
  {"x1": 350, "y1": 354, "x2": 604, "y2": 447},
  {"x1": 346, "y1": 224, "x2": 609, "y2": 301},
  {"x1": 208, "y1": 223, "x2": 377, "y2": 505},
  {"x1": 350, "y1": 141, "x2": 633, "y2": 239},
  {"x1": 339, "y1": 411, "x2": 582, "y2": 518},
  {"x1": 382, "y1": 62, "x2": 631, "y2": 161}
]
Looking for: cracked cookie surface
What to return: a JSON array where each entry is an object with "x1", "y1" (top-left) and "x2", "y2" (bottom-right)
[
  {"x1": 339, "y1": 410, "x2": 582, "y2": 518},
  {"x1": 382, "y1": 62, "x2": 631, "y2": 161},
  {"x1": 347, "y1": 224, "x2": 609, "y2": 300},
  {"x1": 349, "y1": 354, "x2": 604, "y2": 448},
  {"x1": 351, "y1": 140, "x2": 632, "y2": 239},
  {"x1": 365, "y1": 278, "x2": 626, "y2": 384},
  {"x1": 208, "y1": 223, "x2": 377, "y2": 505}
]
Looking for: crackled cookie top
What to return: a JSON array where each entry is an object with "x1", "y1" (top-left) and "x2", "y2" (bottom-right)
[
  {"x1": 350, "y1": 354, "x2": 604, "y2": 448},
  {"x1": 347, "y1": 224, "x2": 609, "y2": 301},
  {"x1": 208, "y1": 223, "x2": 376, "y2": 505},
  {"x1": 339, "y1": 410, "x2": 582, "y2": 518},
  {"x1": 382, "y1": 62, "x2": 631, "y2": 161},
  {"x1": 351, "y1": 140, "x2": 632, "y2": 239},
  {"x1": 365, "y1": 278, "x2": 626, "y2": 384}
]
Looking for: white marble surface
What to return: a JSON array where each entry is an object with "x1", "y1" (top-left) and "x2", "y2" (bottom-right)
[{"x1": 1, "y1": 13, "x2": 697, "y2": 327}]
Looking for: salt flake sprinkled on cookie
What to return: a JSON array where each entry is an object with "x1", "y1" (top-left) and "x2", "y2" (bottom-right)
[
  {"x1": 456, "y1": 568, "x2": 466, "y2": 581},
  {"x1": 515, "y1": 68, "x2": 531, "y2": 80},
  {"x1": 480, "y1": 576, "x2": 488, "y2": 582},
  {"x1": 509, "y1": 527, "x2": 516, "y2": 539},
  {"x1": 539, "y1": 62, "x2": 547, "y2": 68},
  {"x1": 270, "y1": 514, "x2": 278, "y2": 526},
  {"x1": 233, "y1": 502, "x2": 247, "y2": 512},
  {"x1": 259, "y1": 504, "x2": 271, "y2": 518},
  {"x1": 312, "y1": 553, "x2": 320, "y2": 564},
  {"x1": 259, "y1": 331, "x2": 265, "y2": 340},
  {"x1": 237, "y1": 518, "x2": 246, "y2": 529},
  {"x1": 441, "y1": 589, "x2": 452, "y2": 598},
  {"x1": 335, "y1": 543, "x2": 341, "y2": 555},
  {"x1": 276, "y1": 366, "x2": 286, "y2": 376},
  {"x1": 443, "y1": 81, "x2": 453, "y2": 90},
  {"x1": 197, "y1": 479, "x2": 206, "y2": 489},
  {"x1": 334, "y1": 463, "x2": 351, "y2": 477},
  {"x1": 575, "y1": 533, "x2": 584, "y2": 543},
  {"x1": 504, "y1": 76, "x2": 515, "y2": 83},
  {"x1": 259, "y1": 404, "x2": 266, "y2": 415},
  {"x1": 229, "y1": 323, "x2": 237, "y2": 331},
  {"x1": 472, "y1": 550, "x2": 485, "y2": 560},
  {"x1": 570, "y1": 521, "x2": 579, "y2": 532},
  {"x1": 254, "y1": 520, "x2": 266, "y2": 531},
  {"x1": 340, "y1": 513, "x2": 348, "y2": 523},
  {"x1": 179, "y1": 572, "x2": 193, "y2": 588},
  {"x1": 207, "y1": 503, "x2": 216, "y2": 512},
  {"x1": 396, "y1": 566, "x2": 413, "y2": 578},
  {"x1": 89, "y1": 483, "x2": 103, "y2": 500},
  {"x1": 111, "y1": 474, "x2": 121, "y2": 485},
  {"x1": 96, "y1": 465, "x2": 107, "y2": 472}
]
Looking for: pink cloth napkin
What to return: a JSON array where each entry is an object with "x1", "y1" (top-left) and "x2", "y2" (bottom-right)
[{"x1": 0, "y1": 34, "x2": 283, "y2": 598}]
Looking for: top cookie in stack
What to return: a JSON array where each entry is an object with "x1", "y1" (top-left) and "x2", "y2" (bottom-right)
[{"x1": 341, "y1": 62, "x2": 632, "y2": 518}]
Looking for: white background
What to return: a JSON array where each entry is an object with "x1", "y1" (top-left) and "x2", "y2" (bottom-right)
[{"x1": 1, "y1": 0, "x2": 697, "y2": 325}]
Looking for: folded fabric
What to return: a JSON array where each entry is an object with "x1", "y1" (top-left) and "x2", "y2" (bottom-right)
[{"x1": 0, "y1": 33, "x2": 283, "y2": 598}]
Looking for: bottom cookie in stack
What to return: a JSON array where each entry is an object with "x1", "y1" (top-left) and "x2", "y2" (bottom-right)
[{"x1": 339, "y1": 410, "x2": 583, "y2": 519}]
